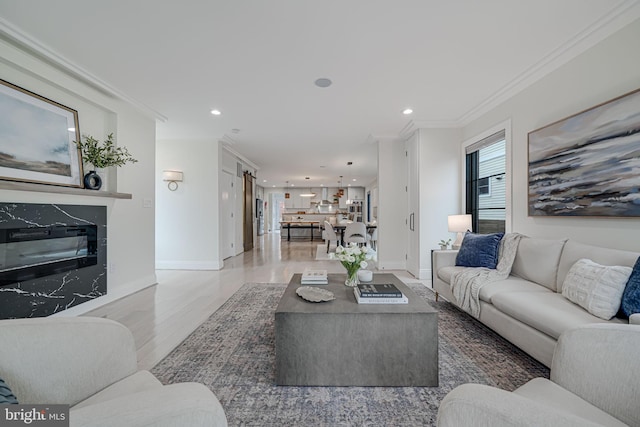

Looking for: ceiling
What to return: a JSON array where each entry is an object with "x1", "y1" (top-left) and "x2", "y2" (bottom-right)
[{"x1": 1, "y1": 1, "x2": 639, "y2": 188}]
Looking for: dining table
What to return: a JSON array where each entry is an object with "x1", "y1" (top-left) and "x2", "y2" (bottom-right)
[{"x1": 279, "y1": 221, "x2": 321, "y2": 241}]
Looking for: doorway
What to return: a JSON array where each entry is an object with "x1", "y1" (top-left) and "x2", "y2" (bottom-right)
[
  {"x1": 270, "y1": 193, "x2": 285, "y2": 232},
  {"x1": 243, "y1": 172, "x2": 254, "y2": 252}
]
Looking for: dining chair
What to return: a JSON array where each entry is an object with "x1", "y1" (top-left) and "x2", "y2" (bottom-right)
[
  {"x1": 323, "y1": 221, "x2": 339, "y2": 253},
  {"x1": 345, "y1": 222, "x2": 367, "y2": 246},
  {"x1": 368, "y1": 228, "x2": 378, "y2": 250}
]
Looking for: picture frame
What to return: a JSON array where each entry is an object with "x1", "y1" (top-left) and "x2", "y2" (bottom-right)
[
  {"x1": 528, "y1": 88, "x2": 640, "y2": 217},
  {"x1": 0, "y1": 79, "x2": 84, "y2": 188}
]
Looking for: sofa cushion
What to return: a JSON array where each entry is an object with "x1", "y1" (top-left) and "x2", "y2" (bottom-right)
[
  {"x1": 455, "y1": 232, "x2": 504, "y2": 269},
  {"x1": 437, "y1": 266, "x2": 468, "y2": 284},
  {"x1": 620, "y1": 257, "x2": 640, "y2": 318},
  {"x1": 562, "y1": 259, "x2": 631, "y2": 320},
  {"x1": 514, "y1": 378, "x2": 628, "y2": 427},
  {"x1": 491, "y1": 292, "x2": 624, "y2": 340},
  {"x1": 557, "y1": 241, "x2": 639, "y2": 292},
  {"x1": 511, "y1": 237, "x2": 566, "y2": 291},
  {"x1": 478, "y1": 276, "x2": 553, "y2": 303},
  {"x1": 73, "y1": 370, "x2": 161, "y2": 409}
]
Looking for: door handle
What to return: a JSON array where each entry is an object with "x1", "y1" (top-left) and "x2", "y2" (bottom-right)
[{"x1": 409, "y1": 213, "x2": 415, "y2": 231}]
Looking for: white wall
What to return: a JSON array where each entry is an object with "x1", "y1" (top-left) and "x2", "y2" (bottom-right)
[
  {"x1": 0, "y1": 39, "x2": 157, "y2": 315},
  {"x1": 461, "y1": 19, "x2": 640, "y2": 251},
  {"x1": 417, "y1": 128, "x2": 461, "y2": 277},
  {"x1": 156, "y1": 139, "x2": 221, "y2": 269},
  {"x1": 377, "y1": 138, "x2": 407, "y2": 270}
]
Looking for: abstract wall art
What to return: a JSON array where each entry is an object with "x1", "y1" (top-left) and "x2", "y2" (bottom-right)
[{"x1": 528, "y1": 88, "x2": 640, "y2": 217}]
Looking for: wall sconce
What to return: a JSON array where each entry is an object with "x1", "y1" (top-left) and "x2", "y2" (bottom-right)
[
  {"x1": 448, "y1": 214, "x2": 472, "y2": 250},
  {"x1": 162, "y1": 170, "x2": 183, "y2": 191}
]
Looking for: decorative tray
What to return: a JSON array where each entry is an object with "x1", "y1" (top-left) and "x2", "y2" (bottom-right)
[{"x1": 296, "y1": 286, "x2": 335, "y2": 303}]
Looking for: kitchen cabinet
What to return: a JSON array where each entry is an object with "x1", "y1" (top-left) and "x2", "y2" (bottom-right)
[
  {"x1": 284, "y1": 189, "x2": 311, "y2": 209},
  {"x1": 284, "y1": 192, "x2": 294, "y2": 209},
  {"x1": 347, "y1": 187, "x2": 365, "y2": 201}
]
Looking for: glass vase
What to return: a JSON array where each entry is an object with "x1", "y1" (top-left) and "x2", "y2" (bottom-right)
[{"x1": 344, "y1": 268, "x2": 360, "y2": 287}]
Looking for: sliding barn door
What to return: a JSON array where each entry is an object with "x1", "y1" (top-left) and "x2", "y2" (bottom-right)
[{"x1": 243, "y1": 172, "x2": 254, "y2": 251}]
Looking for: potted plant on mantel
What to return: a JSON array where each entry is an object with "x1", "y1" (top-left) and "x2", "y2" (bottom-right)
[{"x1": 75, "y1": 133, "x2": 137, "y2": 191}]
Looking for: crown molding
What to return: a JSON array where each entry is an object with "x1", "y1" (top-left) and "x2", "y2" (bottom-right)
[
  {"x1": 0, "y1": 17, "x2": 168, "y2": 122},
  {"x1": 456, "y1": 0, "x2": 640, "y2": 127},
  {"x1": 220, "y1": 140, "x2": 260, "y2": 171},
  {"x1": 397, "y1": 119, "x2": 459, "y2": 140}
]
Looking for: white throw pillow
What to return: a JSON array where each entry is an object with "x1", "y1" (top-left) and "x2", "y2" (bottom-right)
[{"x1": 562, "y1": 258, "x2": 632, "y2": 320}]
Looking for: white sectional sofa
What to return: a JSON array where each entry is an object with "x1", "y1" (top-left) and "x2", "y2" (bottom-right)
[{"x1": 432, "y1": 236, "x2": 639, "y2": 367}]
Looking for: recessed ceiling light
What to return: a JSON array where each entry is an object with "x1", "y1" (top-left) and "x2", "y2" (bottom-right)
[
  {"x1": 263, "y1": 180, "x2": 267, "y2": 183},
  {"x1": 352, "y1": 178, "x2": 357, "y2": 181},
  {"x1": 402, "y1": 108, "x2": 413, "y2": 115},
  {"x1": 314, "y1": 78, "x2": 332, "y2": 88},
  {"x1": 272, "y1": 185, "x2": 276, "y2": 187},
  {"x1": 211, "y1": 109, "x2": 221, "y2": 115}
]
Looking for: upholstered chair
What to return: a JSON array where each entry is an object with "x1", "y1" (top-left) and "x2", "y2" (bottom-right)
[
  {"x1": 0, "y1": 317, "x2": 228, "y2": 427},
  {"x1": 344, "y1": 222, "x2": 367, "y2": 246},
  {"x1": 368, "y1": 228, "x2": 378, "y2": 250},
  {"x1": 323, "y1": 221, "x2": 339, "y2": 253},
  {"x1": 437, "y1": 323, "x2": 640, "y2": 427}
]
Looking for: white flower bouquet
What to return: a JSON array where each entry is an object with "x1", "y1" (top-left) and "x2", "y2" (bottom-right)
[{"x1": 335, "y1": 243, "x2": 376, "y2": 287}]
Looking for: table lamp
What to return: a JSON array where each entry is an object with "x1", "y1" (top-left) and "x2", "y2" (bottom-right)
[{"x1": 448, "y1": 214, "x2": 472, "y2": 250}]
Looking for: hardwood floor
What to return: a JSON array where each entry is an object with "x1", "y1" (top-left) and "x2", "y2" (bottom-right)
[{"x1": 85, "y1": 233, "x2": 428, "y2": 370}]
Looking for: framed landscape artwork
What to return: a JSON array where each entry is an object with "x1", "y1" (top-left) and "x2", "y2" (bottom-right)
[
  {"x1": 528, "y1": 88, "x2": 640, "y2": 217},
  {"x1": 0, "y1": 79, "x2": 83, "y2": 188}
]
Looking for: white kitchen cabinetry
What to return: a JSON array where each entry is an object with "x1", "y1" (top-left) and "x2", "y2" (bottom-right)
[{"x1": 347, "y1": 187, "x2": 365, "y2": 201}]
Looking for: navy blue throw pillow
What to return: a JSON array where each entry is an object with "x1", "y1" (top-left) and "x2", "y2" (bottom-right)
[
  {"x1": 455, "y1": 232, "x2": 504, "y2": 269},
  {"x1": 620, "y1": 256, "x2": 640, "y2": 318},
  {"x1": 0, "y1": 377, "x2": 18, "y2": 404}
]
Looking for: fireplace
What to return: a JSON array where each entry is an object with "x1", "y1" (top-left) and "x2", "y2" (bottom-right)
[
  {"x1": 0, "y1": 225, "x2": 98, "y2": 287},
  {"x1": 0, "y1": 203, "x2": 107, "y2": 319}
]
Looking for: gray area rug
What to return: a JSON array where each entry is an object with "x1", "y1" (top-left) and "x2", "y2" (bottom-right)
[{"x1": 151, "y1": 283, "x2": 549, "y2": 426}]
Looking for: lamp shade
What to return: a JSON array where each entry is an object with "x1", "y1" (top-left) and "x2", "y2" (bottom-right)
[
  {"x1": 162, "y1": 170, "x2": 183, "y2": 182},
  {"x1": 448, "y1": 214, "x2": 472, "y2": 233}
]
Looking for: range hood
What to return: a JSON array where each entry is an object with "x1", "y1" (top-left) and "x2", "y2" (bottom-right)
[{"x1": 318, "y1": 187, "x2": 336, "y2": 205}]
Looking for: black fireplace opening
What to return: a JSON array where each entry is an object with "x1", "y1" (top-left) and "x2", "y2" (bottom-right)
[{"x1": 0, "y1": 224, "x2": 98, "y2": 287}]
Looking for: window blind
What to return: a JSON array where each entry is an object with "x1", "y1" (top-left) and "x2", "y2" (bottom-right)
[{"x1": 465, "y1": 130, "x2": 505, "y2": 154}]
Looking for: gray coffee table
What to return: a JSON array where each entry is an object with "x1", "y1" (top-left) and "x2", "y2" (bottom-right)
[{"x1": 275, "y1": 273, "x2": 438, "y2": 386}]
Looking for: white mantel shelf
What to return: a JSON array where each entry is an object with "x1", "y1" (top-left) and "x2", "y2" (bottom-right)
[{"x1": 0, "y1": 180, "x2": 133, "y2": 199}]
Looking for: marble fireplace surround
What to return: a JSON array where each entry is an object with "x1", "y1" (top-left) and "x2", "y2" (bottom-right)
[{"x1": 0, "y1": 203, "x2": 107, "y2": 319}]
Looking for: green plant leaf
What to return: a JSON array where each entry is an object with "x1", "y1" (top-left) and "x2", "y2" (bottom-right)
[{"x1": 75, "y1": 133, "x2": 138, "y2": 169}]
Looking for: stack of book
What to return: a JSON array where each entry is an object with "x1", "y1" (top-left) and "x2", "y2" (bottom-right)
[
  {"x1": 354, "y1": 283, "x2": 408, "y2": 304},
  {"x1": 301, "y1": 268, "x2": 328, "y2": 285}
]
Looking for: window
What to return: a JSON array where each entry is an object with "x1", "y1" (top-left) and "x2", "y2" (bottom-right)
[
  {"x1": 465, "y1": 131, "x2": 506, "y2": 234},
  {"x1": 478, "y1": 177, "x2": 490, "y2": 196}
]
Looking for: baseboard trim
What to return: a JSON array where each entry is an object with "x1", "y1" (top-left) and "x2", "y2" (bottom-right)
[
  {"x1": 417, "y1": 268, "x2": 432, "y2": 281},
  {"x1": 155, "y1": 260, "x2": 223, "y2": 270},
  {"x1": 377, "y1": 261, "x2": 407, "y2": 270}
]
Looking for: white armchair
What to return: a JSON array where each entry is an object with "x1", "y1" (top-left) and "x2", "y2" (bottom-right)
[
  {"x1": 0, "y1": 317, "x2": 227, "y2": 427},
  {"x1": 437, "y1": 323, "x2": 640, "y2": 427}
]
